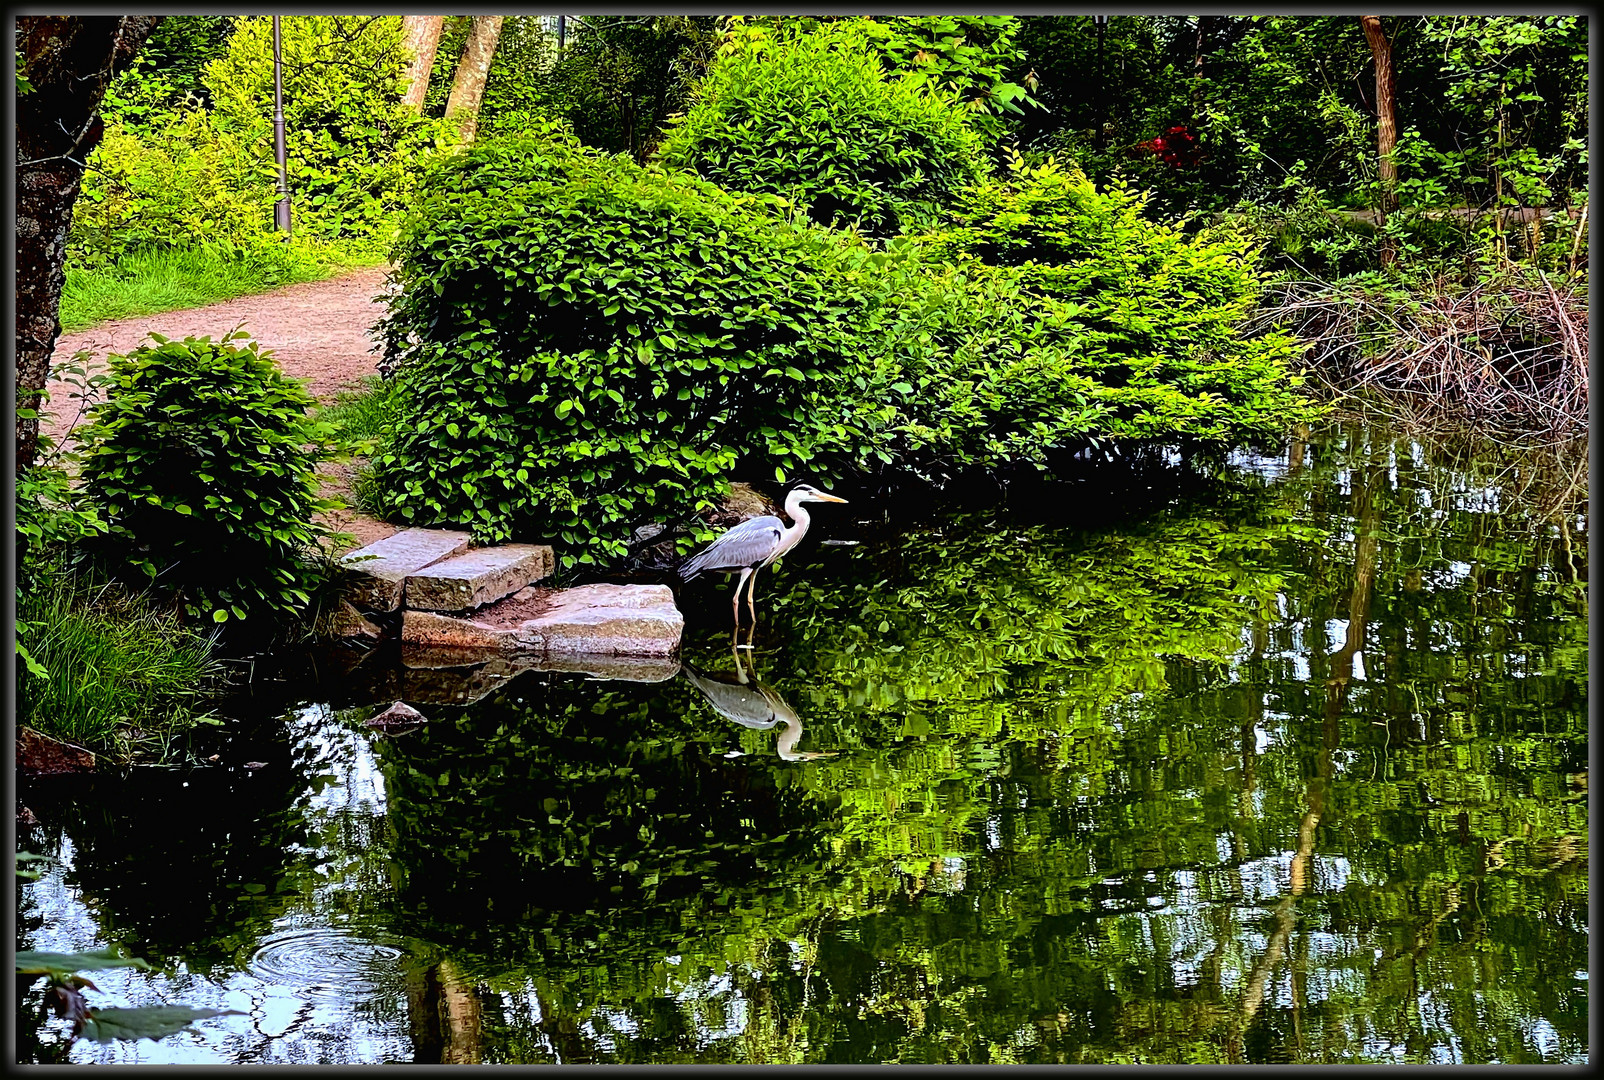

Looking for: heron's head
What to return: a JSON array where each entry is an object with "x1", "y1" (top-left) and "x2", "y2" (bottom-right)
[{"x1": 788, "y1": 483, "x2": 848, "y2": 505}]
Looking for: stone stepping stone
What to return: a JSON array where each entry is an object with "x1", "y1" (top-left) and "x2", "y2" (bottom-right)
[
  {"x1": 404, "y1": 543, "x2": 553, "y2": 612},
  {"x1": 402, "y1": 583, "x2": 682, "y2": 658},
  {"x1": 340, "y1": 528, "x2": 472, "y2": 611}
]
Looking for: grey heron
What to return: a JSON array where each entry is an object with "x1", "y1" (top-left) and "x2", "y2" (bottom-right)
[
  {"x1": 677, "y1": 483, "x2": 848, "y2": 627},
  {"x1": 682, "y1": 647, "x2": 835, "y2": 761}
]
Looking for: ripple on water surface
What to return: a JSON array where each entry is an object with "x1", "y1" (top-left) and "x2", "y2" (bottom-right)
[{"x1": 245, "y1": 927, "x2": 410, "y2": 1001}]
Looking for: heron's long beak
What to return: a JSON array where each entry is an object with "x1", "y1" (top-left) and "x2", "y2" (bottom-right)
[{"x1": 816, "y1": 494, "x2": 848, "y2": 504}]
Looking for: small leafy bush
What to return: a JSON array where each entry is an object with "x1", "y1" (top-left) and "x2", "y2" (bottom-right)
[
  {"x1": 908, "y1": 153, "x2": 1316, "y2": 441},
  {"x1": 657, "y1": 21, "x2": 988, "y2": 237},
  {"x1": 76, "y1": 331, "x2": 339, "y2": 626},
  {"x1": 372, "y1": 129, "x2": 897, "y2": 566}
]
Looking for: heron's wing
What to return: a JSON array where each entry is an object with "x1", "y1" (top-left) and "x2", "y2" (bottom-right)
[
  {"x1": 683, "y1": 663, "x2": 782, "y2": 729},
  {"x1": 679, "y1": 515, "x2": 784, "y2": 578}
]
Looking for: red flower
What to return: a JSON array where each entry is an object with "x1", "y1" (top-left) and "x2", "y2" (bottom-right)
[{"x1": 1138, "y1": 125, "x2": 1204, "y2": 169}]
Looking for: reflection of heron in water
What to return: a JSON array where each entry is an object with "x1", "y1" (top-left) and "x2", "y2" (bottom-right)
[{"x1": 681, "y1": 648, "x2": 835, "y2": 761}]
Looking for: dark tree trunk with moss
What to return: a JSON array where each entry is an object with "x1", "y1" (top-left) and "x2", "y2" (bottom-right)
[
  {"x1": 1361, "y1": 15, "x2": 1399, "y2": 267},
  {"x1": 15, "y1": 15, "x2": 162, "y2": 472}
]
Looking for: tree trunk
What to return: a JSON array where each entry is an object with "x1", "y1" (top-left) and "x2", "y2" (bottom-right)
[
  {"x1": 400, "y1": 16, "x2": 445, "y2": 109},
  {"x1": 444, "y1": 15, "x2": 504, "y2": 143},
  {"x1": 1361, "y1": 15, "x2": 1398, "y2": 266},
  {"x1": 15, "y1": 15, "x2": 163, "y2": 473}
]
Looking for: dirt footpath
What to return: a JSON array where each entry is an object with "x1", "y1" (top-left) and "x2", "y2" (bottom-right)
[{"x1": 41, "y1": 266, "x2": 402, "y2": 549}]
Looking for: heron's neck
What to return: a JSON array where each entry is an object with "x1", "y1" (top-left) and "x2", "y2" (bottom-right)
[{"x1": 780, "y1": 495, "x2": 812, "y2": 550}]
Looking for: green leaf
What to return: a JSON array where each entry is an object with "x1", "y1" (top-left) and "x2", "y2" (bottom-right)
[
  {"x1": 15, "y1": 949, "x2": 153, "y2": 980},
  {"x1": 17, "y1": 639, "x2": 48, "y2": 680},
  {"x1": 77, "y1": 1006, "x2": 247, "y2": 1044}
]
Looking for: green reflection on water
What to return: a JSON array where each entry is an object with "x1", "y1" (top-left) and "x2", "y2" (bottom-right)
[{"x1": 19, "y1": 426, "x2": 1587, "y2": 1064}]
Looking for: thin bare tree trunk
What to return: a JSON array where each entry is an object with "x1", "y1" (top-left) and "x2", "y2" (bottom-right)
[
  {"x1": 444, "y1": 15, "x2": 504, "y2": 143},
  {"x1": 15, "y1": 15, "x2": 163, "y2": 473},
  {"x1": 1361, "y1": 15, "x2": 1398, "y2": 267},
  {"x1": 400, "y1": 15, "x2": 445, "y2": 109}
]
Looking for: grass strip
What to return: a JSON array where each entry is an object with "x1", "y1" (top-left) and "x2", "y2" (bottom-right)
[
  {"x1": 17, "y1": 570, "x2": 226, "y2": 761},
  {"x1": 59, "y1": 240, "x2": 387, "y2": 334}
]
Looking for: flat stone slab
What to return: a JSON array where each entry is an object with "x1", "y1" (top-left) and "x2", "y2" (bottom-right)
[
  {"x1": 404, "y1": 543, "x2": 553, "y2": 612},
  {"x1": 341, "y1": 528, "x2": 472, "y2": 611},
  {"x1": 401, "y1": 583, "x2": 682, "y2": 658}
]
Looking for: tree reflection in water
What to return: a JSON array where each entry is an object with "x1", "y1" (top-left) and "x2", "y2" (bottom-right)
[{"x1": 17, "y1": 426, "x2": 1587, "y2": 1064}]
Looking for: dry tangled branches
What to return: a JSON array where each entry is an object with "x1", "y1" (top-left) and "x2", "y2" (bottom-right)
[{"x1": 1256, "y1": 267, "x2": 1589, "y2": 442}]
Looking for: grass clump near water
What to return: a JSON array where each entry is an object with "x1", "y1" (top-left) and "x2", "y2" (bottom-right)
[
  {"x1": 58, "y1": 239, "x2": 384, "y2": 333},
  {"x1": 17, "y1": 573, "x2": 226, "y2": 763}
]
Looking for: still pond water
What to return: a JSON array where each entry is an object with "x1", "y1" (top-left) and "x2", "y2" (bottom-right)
[{"x1": 18, "y1": 425, "x2": 1588, "y2": 1064}]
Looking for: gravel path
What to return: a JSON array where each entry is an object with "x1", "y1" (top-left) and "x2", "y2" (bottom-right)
[{"x1": 41, "y1": 266, "x2": 402, "y2": 549}]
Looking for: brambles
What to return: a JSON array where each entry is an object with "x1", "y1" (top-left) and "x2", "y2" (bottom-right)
[{"x1": 1256, "y1": 264, "x2": 1588, "y2": 439}]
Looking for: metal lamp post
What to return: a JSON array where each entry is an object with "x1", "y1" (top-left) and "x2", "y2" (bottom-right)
[
  {"x1": 1094, "y1": 15, "x2": 1108, "y2": 147},
  {"x1": 273, "y1": 15, "x2": 291, "y2": 235}
]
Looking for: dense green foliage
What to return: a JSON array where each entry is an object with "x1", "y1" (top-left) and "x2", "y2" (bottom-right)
[
  {"x1": 1014, "y1": 15, "x2": 1587, "y2": 221},
  {"x1": 370, "y1": 128, "x2": 893, "y2": 563},
  {"x1": 371, "y1": 127, "x2": 1309, "y2": 565},
  {"x1": 658, "y1": 22, "x2": 989, "y2": 238},
  {"x1": 76, "y1": 332, "x2": 339, "y2": 627},
  {"x1": 73, "y1": 15, "x2": 456, "y2": 273},
  {"x1": 96, "y1": 15, "x2": 235, "y2": 132},
  {"x1": 835, "y1": 15, "x2": 1040, "y2": 143},
  {"x1": 908, "y1": 153, "x2": 1310, "y2": 441}
]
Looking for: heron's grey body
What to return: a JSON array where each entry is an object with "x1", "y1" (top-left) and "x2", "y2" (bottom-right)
[{"x1": 678, "y1": 483, "x2": 847, "y2": 626}]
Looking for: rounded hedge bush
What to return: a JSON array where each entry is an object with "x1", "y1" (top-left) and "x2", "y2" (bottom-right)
[
  {"x1": 371, "y1": 128, "x2": 902, "y2": 567},
  {"x1": 656, "y1": 22, "x2": 988, "y2": 238},
  {"x1": 906, "y1": 153, "x2": 1315, "y2": 442},
  {"x1": 76, "y1": 332, "x2": 339, "y2": 626}
]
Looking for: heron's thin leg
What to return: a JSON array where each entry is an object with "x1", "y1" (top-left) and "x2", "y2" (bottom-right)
[
  {"x1": 733, "y1": 567, "x2": 752, "y2": 626},
  {"x1": 745, "y1": 566, "x2": 760, "y2": 624}
]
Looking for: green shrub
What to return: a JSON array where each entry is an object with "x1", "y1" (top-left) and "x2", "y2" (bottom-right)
[
  {"x1": 657, "y1": 21, "x2": 988, "y2": 237},
  {"x1": 71, "y1": 109, "x2": 276, "y2": 269},
  {"x1": 76, "y1": 331, "x2": 339, "y2": 627},
  {"x1": 371, "y1": 129, "x2": 898, "y2": 566},
  {"x1": 850, "y1": 15, "x2": 1040, "y2": 142},
  {"x1": 97, "y1": 15, "x2": 236, "y2": 133},
  {"x1": 908, "y1": 153, "x2": 1316, "y2": 441},
  {"x1": 373, "y1": 128, "x2": 1313, "y2": 567}
]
